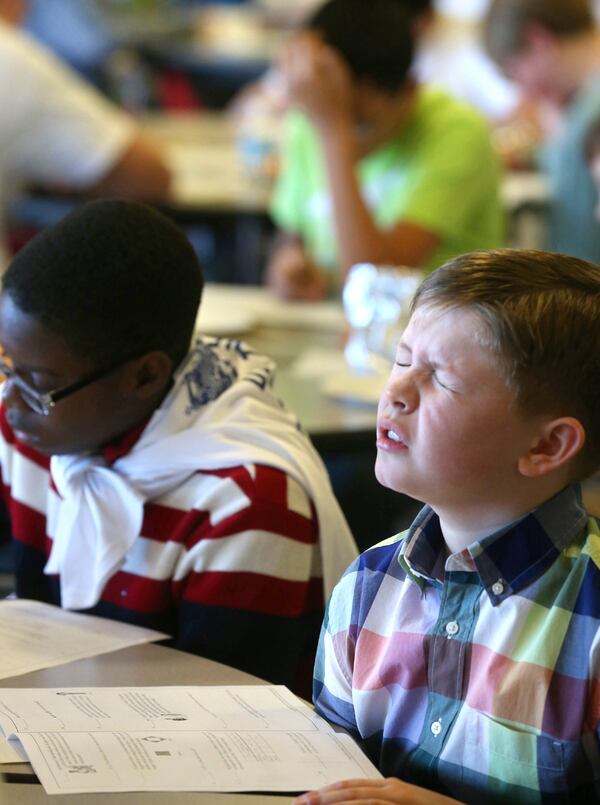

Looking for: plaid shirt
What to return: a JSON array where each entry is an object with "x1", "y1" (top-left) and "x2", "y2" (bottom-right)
[{"x1": 314, "y1": 485, "x2": 600, "y2": 803}]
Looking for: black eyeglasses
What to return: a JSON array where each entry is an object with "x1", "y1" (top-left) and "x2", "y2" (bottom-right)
[{"x1": 0, "y1": 354, "x2": 135, "y2": 416}]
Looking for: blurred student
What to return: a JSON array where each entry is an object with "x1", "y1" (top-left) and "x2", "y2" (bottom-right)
[
  {"x1": 296, "y1": 249, "x2": 600, "y2": 804},
  {"x1": 0, "y1": 200, "x2": 357, "y2": 692},
  {"x1": 0, "y1": 12, "x2": 171, "y2": 270},
  {"x1": 414, "y1": 0, "x2": 521, "y2": 121},
  {"x1": 266, "y1": 0, "x2": 503, "y2": 301},
  {"x1": 484, "y1": 0, "x2": 600, "y2": 262}
]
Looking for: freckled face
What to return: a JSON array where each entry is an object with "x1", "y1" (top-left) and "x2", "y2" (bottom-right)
[{"x1": 375, "y1": 306, "x2": 542, "y2": 510}]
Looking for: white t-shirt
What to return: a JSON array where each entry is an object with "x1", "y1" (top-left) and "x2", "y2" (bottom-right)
[{"x1": 0, "y1": 21, "x2": 136, "y2": 268}]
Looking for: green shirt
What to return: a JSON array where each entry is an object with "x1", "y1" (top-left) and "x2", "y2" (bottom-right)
[{"x1": 270, "y1": 87, "x2": 504, "y2": 274}]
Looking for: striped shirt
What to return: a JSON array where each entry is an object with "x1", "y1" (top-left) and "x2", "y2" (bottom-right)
[
  {"x1": 314, "y1": 485, "x2": 600, "y2": 802},
  {"x1": 0, "y1": 409, "x2": 323, "y2": 692}
]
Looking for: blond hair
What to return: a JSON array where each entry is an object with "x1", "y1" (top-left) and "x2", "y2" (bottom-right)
[
  {"x1": 484, "y1": 0, "x2": 594, "y2": 65},
  {"x1": 413, "y1": 249, "x2": 600, "y2": 478}
]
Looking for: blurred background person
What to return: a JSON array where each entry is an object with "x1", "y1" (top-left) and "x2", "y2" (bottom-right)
[
  {"x1": 416, "y1": 0, "x2": 520, "y2": 121},
  {"x1": 266, "y1": 0, "x2": 504, "y2": 301},
  {"x1": 0, "y1": 0, "x2": 171, "y2": 269},
  {"x1": 484, "y1": 0, "x2": 600, "y2": 262}
]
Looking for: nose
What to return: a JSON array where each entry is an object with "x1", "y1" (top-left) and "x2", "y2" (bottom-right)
[{"x1": 384, "y1": 368, "x2": 418, "y2": 413}]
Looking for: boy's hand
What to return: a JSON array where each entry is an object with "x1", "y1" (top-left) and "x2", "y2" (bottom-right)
[
  {"x1": 266, "y1": 241, "x2": 328, "y2": 301},
  {"x1": 293, "y1": 777, "x2": 465, "y2": 804},
  {"x1": 279, "y1": 34, "x2": 353, "y2": 132}
]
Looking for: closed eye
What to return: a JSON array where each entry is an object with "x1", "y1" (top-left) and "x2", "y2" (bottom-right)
[{"x1": 433, "y1": 372, "x2": 458, "y2": 391}]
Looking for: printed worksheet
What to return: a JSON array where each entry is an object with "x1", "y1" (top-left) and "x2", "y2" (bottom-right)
[
  {"x1": 0, "y1": 600, "x2": 167, "y2": 680},
  {"x1": 0, "y1": 686, "x2": 328, "y2": 735},
  {"x1": 0, "y1": 686, "x2": 381, "y2": 794}
]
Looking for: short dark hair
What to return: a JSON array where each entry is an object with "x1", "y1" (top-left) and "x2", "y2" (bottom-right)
[
  {"x1": 307, "y1": 0, "x2": 415, "y2": 93},
  {"x1": 412, "y1": 249, "x2": 600, "y2": 479},
  {"x1": 484, "y1": 0, "x2": 594, "y2": 65},
  {"x1": 2, "y1": 199, "x2": 203, "y2": 369}
]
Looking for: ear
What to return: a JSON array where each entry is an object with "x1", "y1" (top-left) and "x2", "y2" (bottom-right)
[
  {"x1": 518, "y1": 417, "x2": 586, "y2": 478},
  {"x1": 127, "y1": 351, "x2": 173, "y2": 401}
]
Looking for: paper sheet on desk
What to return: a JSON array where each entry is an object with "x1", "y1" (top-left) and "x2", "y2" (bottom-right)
[
  {"x1": 0, "y1": 600, "x2": 168, "y2": 682},
  {"x1": 0, "y1": 685, "x2": 381, "y2": 794},
  {"x1": 197, "y1": 284, "x2": 346, "y2": 334},
  {"x1": 289, "y1": 347, "x2": 387, "y2": 406},
  {"x1": 168, "y1": 143, "x2": 260, "y2": 208}
]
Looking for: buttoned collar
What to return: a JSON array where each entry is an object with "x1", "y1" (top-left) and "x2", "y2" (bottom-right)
[{"x1": 399, "y1": 485, "x2": 588, "y2": 605}]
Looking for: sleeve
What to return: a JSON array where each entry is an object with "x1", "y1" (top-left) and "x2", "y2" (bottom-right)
[
  {"x1": 0, "y1": 24, "x2": 135, "y2": 187},
  {"x1": 269, "y1": 112, "x2": 311, "y2": 236},
  {"x1": 312, "y1": 562, "x2": 361, "y2": 735},
  {"x1": 380, "y1": 106, "x2": 502, "y2": 243},
  {"x1": 173, "y1": 465, "x2": 324, "y2": 691}
]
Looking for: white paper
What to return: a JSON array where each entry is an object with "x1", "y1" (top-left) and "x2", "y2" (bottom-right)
[
  {"x1": 0, "y1": 600, "x2": 167, "y2": 681},
  {"x1": 321, "y1": 370, "x2": 387, "y2": 407},
  {"x1": 17, "y1": 730, "x2": 377, "y2": 795},
  {"x1": 0, "y1": 686, "x2": 327, "y2": 736},
  {"x1": 0, "y1": 686, "x2": 381, "y2": 794},
  {"x1": 197, "y1": 284, "x2": 346, "y2": 334},
  {"x1": 0, "y1": 738, "x2": 27, "y2": 763},
  {"x1": 288, "y1": 347, "x2": 348, "y2": 380}
]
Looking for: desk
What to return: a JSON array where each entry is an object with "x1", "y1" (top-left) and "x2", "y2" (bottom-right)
[
  {"x1": 9, "y1": 112, "x2": 274, "y2": 284},
  {"x1": 0, "y1": 643, "x2": 295, "y2": 804},
  {"x1": 196, "y1": 283, "x2": 377, "y2": 444},
  {"x1": 144, "y1": 114, "x2": 553, "y2": 266},
  {"x1": 141, "y1": 112, "x2": 272, "y2": 215},
  {"x1": 146, "y1": 111, "x2": 274, "y2": 282},
  {"x1": 11, "y1": 111, "x2": 552, "y2": 281}
]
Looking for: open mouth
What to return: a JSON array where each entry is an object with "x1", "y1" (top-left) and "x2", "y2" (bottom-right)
[{"x1": 376, "y1": 422, "x2": 407, "y2": 450}]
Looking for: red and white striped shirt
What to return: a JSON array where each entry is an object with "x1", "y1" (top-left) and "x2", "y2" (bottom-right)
[{"x1": 0, "y1": 408, "x2": 323, "y2": 692}]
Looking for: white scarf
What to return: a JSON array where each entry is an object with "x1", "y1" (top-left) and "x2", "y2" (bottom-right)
[{"x1": 45, "y1": 337, "x2": 358, "y2": 610}]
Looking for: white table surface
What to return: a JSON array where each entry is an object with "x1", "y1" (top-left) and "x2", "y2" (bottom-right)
[{"x1": 0, "y1": 643, "x2": 297, "y2": 804}]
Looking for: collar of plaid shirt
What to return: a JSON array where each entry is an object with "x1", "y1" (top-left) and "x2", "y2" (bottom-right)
[{"x1": 399, "y1": 485, "x2": 588, "y2": 604}]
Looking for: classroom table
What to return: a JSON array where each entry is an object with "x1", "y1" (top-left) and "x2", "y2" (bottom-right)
[
  {"x1": 141, "y1": 112, "x2": 272, "y2": 216},
  {"x1": 10, "y1": 110, "x2": 552, "y2": 283},
  {"x1": 8, "y1": 112, "x2": 275, "y2": 285},
  {"x1": 0, "y1": 643, "x2": 297, "y2": 804},
  {"x1": 145, "y1": 112, "x2": 553, "y2": 269},
  {"x1": 196, "y1": 283, "x2": 378, "y2": 445},
  {"x1": 141, "y1": 111, "x2": 552, "y2": 219}
]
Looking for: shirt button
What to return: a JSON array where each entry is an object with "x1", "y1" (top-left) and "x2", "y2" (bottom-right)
[
  {"x1": 492, "y1": 580, "x2": 504, "y2": 596},
  {"x1": 431, "y1": 720, "x2": 442, "y2": 736},
  {"x1": 445, "y1": 621, "x2": 459, "y2": 636}
]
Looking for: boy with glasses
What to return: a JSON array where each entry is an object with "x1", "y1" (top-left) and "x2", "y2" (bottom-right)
[{"x1": 0, "y1": 199, "x2": 356, "y2": 693}]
